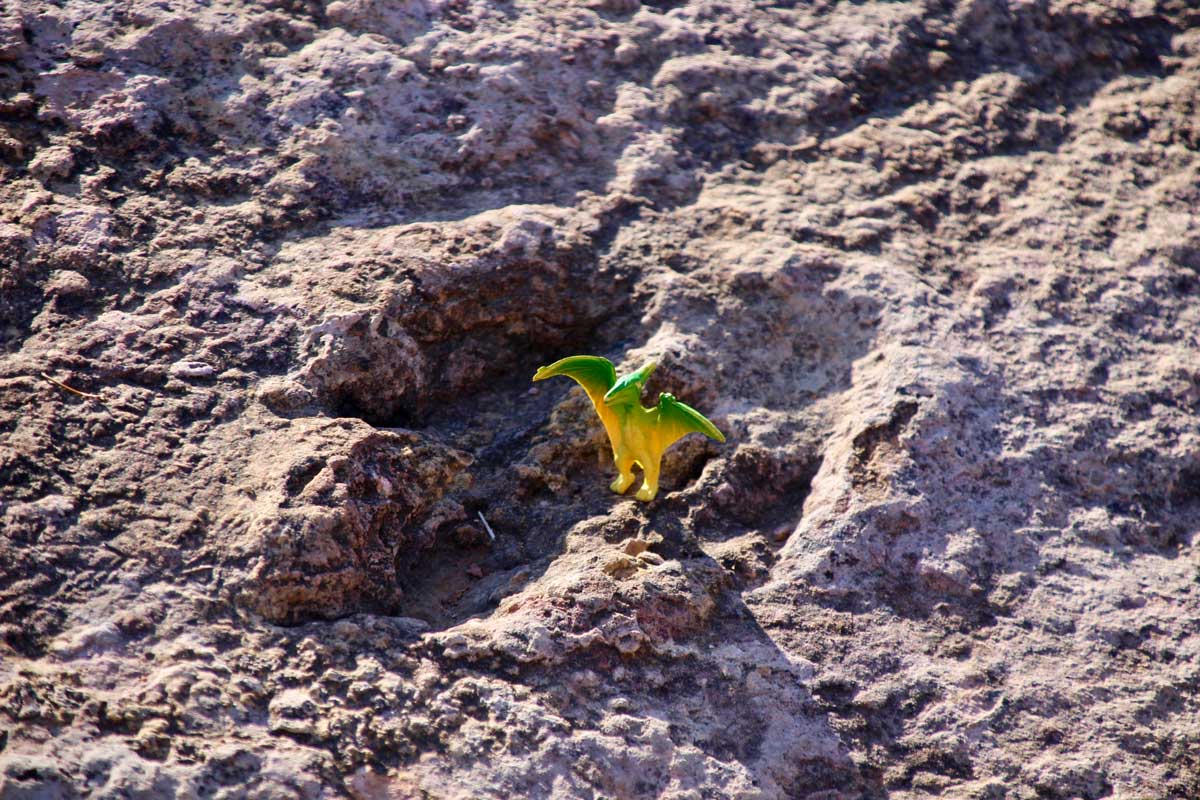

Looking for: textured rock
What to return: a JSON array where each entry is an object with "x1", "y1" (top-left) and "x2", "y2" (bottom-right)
[
  {"x1": 2, "y1": 1, "x2": 1200, "y2": 798},
  {"x1": 231, "y1": 416, "x2": 473, "y2": 623}
]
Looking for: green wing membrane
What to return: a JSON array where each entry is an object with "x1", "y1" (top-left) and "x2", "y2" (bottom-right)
[
  {"x1": 657, "y1": 392, "x2": 725, "y2": 446},
  {"x1": 532, "y1": 356, "x2": 616, "y2": 396}
]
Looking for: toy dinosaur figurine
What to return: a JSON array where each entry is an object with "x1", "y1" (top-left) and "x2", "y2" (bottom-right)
[{"x1": 532, "y1": 355, "x2": 725, "y2": 501}]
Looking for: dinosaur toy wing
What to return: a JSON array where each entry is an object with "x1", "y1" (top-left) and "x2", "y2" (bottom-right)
[
  {"x1": 657, "y1": 393, "x2": 725, "y2": 447},
  {"x1": 532, "y1": 355, "x2": 616, "y2": 397},
  {"x1": 532, "y1": 356, "x2": 621, "y2": 439}
]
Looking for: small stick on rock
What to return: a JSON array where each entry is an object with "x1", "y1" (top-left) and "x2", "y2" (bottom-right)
[
  {"x1": 40, "y1": 372, "x2": 102, "y2": 400},
  {"x1": 477, "y1": 511, "x2": 496, "y2": 543}
]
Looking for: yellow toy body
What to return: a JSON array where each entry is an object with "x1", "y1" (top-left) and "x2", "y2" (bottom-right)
[{"x1": 532, "y1": 356, "x2": 725, "y2": 501}]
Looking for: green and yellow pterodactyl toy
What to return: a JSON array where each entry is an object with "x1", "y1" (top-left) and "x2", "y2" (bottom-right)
[{"x1": 532, "y1": 355, "x2": 725, "y2": 501}]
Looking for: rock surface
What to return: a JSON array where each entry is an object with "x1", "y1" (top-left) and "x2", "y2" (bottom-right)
[{"x1": 3, "y1": 0, "x2": 1200, "y2": 797}]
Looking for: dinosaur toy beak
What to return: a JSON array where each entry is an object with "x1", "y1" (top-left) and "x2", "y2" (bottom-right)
[{"x1": 603, "y1": 361, "x2": 657, "y2": 404}]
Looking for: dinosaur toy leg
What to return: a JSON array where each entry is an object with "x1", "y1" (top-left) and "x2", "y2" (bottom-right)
[
  {"x1": 610, "y1": 453, "x2": 637, "y2": 494},
  {"x1": 635, "y1": 457, "x2": 661, "y2": 502}
]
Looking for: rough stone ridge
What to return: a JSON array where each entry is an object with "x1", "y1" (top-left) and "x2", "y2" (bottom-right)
[{"x1": 2, "y1": 1, "x2": 1200, "y2": 798}]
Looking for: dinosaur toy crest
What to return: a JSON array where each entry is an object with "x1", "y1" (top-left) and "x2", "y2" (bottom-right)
[{"x1": 532, "y1": 355, "x2": 725, "y2": 501}]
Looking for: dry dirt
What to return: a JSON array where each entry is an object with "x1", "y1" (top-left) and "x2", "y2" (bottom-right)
[{"x1": 2, "y1": 1, "x2": 1200, "y2": 798}]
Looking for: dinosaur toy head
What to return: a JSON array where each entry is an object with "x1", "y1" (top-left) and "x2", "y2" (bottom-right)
[{"x1": 603, "y1": 361, "x2": 656, "y2": 406}]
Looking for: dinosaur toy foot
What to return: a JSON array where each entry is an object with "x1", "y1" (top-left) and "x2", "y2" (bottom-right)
[
  {"x1": 635, "y1": 484, "x2": 658, "y2": 502},
  {"x1": 610, "y1": 473, "x2": 636, "y2": 494}
]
